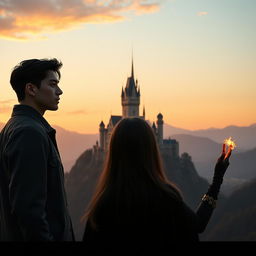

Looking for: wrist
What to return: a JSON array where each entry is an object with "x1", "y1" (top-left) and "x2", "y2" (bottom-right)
[
  {"x1": 207, "y1": 182, "x2": 222, "y2": 199},
  {"x1": 202, "y1": 194, "x2": 217, "y2": 208}
]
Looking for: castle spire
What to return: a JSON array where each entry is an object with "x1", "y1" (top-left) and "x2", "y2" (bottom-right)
[
  {"x1": 124, "y1": 55, "x2": 137, "y2": 94},
  {"x1": 131, "y1": 55, "x2": 134, "y2": 78},
  {"x1": 122, "y1": 55, "x2": 140, "y2": 117}
]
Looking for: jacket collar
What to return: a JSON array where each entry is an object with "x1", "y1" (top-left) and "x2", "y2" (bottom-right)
[{"x1": 11, "y1": 104, "x2": 55, "y2": 134}]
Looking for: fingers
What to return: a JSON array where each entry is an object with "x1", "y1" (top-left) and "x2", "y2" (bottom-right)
[
  {"x1": 219, "y1": 143, "x2": 226, "y2": 161},
  {"x1": 222, "y1": 143, "x2": 226, "y2": 155},
  {"x1": 224, "y1": 145, "x2": 232, "y2": 160},
  {"x1": 219, "y1": 143, "x2": 232, "y2": 163}
]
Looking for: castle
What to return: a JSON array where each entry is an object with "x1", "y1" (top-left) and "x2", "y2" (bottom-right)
[{"x1": 93, "y1": 59, "x2": 179, "y2": 159}]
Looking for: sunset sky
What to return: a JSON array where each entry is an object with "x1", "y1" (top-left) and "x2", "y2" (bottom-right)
[{"x1": 0, "y1": 0, "x2": 255, "y2": 134}]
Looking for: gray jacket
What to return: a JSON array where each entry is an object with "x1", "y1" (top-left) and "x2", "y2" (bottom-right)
[{"x1": 0, "y1": 104, "x2": 74, "y2": 241}]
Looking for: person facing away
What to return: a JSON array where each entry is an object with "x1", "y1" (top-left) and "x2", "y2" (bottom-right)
[
  {"x1": 0, "y1": 58, "x2": 74, "y2": 241},
  {"x1": 82, "y1": 117, "x2": 232, "y2": 250}
]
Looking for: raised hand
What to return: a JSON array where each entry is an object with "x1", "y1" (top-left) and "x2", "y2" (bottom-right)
[{"x1": 214, "y1": 143, "x2": 232, "y2": 179}]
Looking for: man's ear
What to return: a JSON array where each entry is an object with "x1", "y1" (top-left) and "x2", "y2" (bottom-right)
[{"x1": 25, "y1": 83, "x2": 37, "y2": 97}]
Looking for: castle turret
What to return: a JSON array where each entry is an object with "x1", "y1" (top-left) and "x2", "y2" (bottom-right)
[
  {"x1": 121, "y1": 58, "x2": 140, "y2": 117},
  {"x1": 99, "y1": 121, "x2": 105, "y2": 151},
  {"x1": 157, "y1": 113, "x2": 163, "y2": 145},
  {"x1": 152, "y1": 122, "x2": 157, "y2": 137}
]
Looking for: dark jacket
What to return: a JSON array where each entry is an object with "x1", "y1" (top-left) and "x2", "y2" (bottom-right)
[{"x1": 0, "y1": 105, "x2": 74, "y2": 241}]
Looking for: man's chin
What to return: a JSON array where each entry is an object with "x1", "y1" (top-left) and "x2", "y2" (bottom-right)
[{"x1": 48, "y1": 106, "x2": 58, "y2": 111}]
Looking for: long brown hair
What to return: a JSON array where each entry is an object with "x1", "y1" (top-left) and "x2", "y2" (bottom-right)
[{"x1": 82, "y1": 117, "x2": 182, "y2": 228}]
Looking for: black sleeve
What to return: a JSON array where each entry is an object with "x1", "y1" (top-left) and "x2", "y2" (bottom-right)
[
  {"x1": 177, "y1": 200, "x2": 214, "y2": 234},
  {"x1": 5, "y1": 127, "x2": 54, "y2": 241},
  {"x1": 180, "y1": 180, "x2": 223, "y2": 234}
]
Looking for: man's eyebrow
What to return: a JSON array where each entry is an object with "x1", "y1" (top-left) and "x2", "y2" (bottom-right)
[{"x1": 49, "y1": 79, "x2": 59, "y2": 83}]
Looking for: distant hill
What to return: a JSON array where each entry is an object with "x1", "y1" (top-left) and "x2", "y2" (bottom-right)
[
  {"x1": 201, "y1": 178, "x2": 256, "y2": 241},
  {"x1": 196, "y1": 147, "x2": 256, "y2": 180},
  {"x1": 165, "y1": 123, "x2": 256, "y2": 151},
  {"x1": 171, "y1": 134, "x2": 222, "y2": 163},
  {"x1": 174, "y1": 132, "x2": 256, "y2": 196},
  {"x1": 53, "y1": 125, "x2": 98, "y2": 172},
  {"x1": 225, "y1": 148, "x2": 256, "y2": 180}
]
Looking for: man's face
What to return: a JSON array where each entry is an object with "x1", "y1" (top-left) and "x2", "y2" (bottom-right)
[{"x1": 34, "y1": 70, "x2": 63, "y2": 114}]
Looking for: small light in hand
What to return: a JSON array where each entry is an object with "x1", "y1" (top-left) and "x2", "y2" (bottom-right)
[{"x1": 224, "y1": 137, "x2": 237, "y2": 150}]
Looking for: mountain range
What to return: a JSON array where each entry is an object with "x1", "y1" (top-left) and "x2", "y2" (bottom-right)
[
  {"x1": 201, "y1": 177, "x2": 256, "y2": 241},
  {"x1": 164, "y1": 123, "x2": 256, "y2": 151},
  {"x1": 52, "y1": 122, "x2": 256, "y2": 196},
  {"x1": 54, "y1": 123, "x2": 256, "y2": 188},
  {"x1": 55, "y1": 122, "x2": 255, "y2": 170},
  {"x1": 1, "y1": 122, "x2": 255, "y2": 183},
  {"x1": 49, "y1": 122, "x2": 256, "y2": 172}
]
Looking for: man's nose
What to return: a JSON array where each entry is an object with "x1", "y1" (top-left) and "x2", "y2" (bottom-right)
[{"x1": 57, "y1": 86, "x2": 63, "y2": 95}]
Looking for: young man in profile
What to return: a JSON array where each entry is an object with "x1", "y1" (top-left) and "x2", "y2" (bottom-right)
[{"x1": 0, "y1": 58, "x2": 74, "y2": 241}]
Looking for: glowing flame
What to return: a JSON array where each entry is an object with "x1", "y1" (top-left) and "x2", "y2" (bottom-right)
[{"x1": 224, "y1": 137, "x2": 237, "y2": 150}]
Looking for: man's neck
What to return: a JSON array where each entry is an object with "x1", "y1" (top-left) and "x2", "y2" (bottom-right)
[{"x1": 19, "y1": 101, "x2": 45, "y2": 116}]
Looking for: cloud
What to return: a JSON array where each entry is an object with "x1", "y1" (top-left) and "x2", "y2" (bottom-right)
[
  {"x1": 197, "y1": 11, "x2": 208, "y2": 16},
  {"x1": 0, "y1": 0, "x2": 162, "y2": 40}
]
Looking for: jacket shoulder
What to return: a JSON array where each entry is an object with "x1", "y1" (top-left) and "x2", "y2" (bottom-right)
[{"x1": 1, "y1": 116, "x2": 48, "y2": 142}]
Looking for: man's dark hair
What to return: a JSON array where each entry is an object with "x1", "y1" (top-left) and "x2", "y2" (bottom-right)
[{"x1": 10, "y1": 58, "x2": 63, "y2": 102}]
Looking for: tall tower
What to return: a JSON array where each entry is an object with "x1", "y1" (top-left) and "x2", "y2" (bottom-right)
[
  {"x1": 157, "y1": 113, "x2": 163, "y2": 145},
  {"x1": 99, "y1": 121, "x2": 105, "y2": 151},
  {"x1": 121, "y1": 58, "x2": 140, "y2": 117}
]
